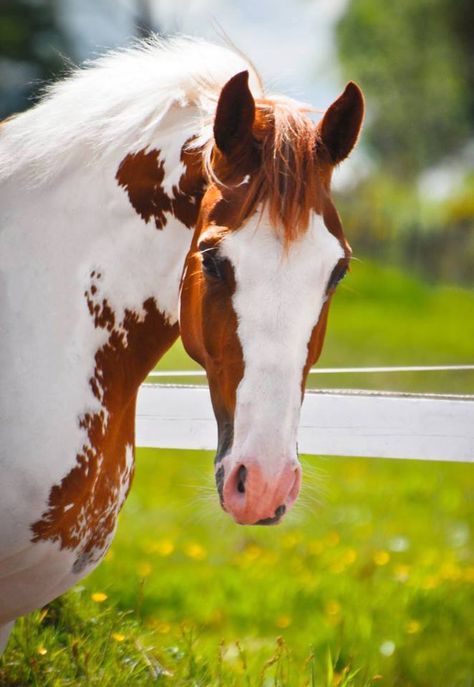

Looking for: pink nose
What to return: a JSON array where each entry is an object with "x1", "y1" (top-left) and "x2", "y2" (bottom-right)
[{"x1": 221, "y1": 460, "x2": 302, "y2": 525}]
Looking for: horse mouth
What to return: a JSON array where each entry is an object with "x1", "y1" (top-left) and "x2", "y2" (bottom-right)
[{"x1": 254, "y1": 504, "x2": 287, "y2": 526}]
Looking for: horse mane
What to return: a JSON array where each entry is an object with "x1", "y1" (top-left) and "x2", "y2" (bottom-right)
[
  {"x1": 0, "y1": 35, "x2": 263, "y2": 184},
  {"x1": 197, "y1": 96, "x2": 323, "y2": 243},
  {"x1": 247, "y1": 98, "x2": 322, "y2": 242},
  {"x1": 0, "y1": 34, "x2": 325, "y2": 241}
]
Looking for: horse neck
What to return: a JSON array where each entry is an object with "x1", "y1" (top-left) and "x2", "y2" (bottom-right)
[{"x1": 0, "y1": 102, "x2": 204, "y2": 404}]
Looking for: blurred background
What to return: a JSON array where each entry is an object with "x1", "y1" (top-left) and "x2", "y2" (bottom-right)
[{"x1": 1, "y1": 0, "x2": 473, "y2": 286}]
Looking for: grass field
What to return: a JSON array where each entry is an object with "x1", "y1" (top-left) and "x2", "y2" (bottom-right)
[{"x1": 1, "y1": 259, "x2": 473, "y2": 686}]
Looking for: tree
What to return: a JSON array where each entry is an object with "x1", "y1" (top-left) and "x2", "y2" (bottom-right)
[
  {"x1": 0, "y1": 0, "x2": 70, "y2": 118},
  {"x1": 336, "y1": 0, "x2": 474, "y2": 178}
]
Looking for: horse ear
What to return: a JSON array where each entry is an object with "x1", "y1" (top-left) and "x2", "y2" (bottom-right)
[
  {"x1": 214, "y1": 70, "x2": 255, "y2": 156},
  {"x1": 319, "y1": 82, "x2": 364, "y2": 164}
]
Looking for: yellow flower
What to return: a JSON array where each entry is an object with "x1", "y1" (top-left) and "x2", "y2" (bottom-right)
[
  {"x1": 156, "y1": 621, "x2": 171, "y2": 634},
  {"x1": 326, "y1": 531, "x2": 340, "y2": 547},
  {"x1": 154, "y1": 539, "x2": 175, "y2": 557},
  {"x1": 405, "y1": 620, "x2": 421, "y2": 634},
  {"x1": 463, "y1": 566, "x2": 474, "y2": 583},
  {"x1": 440, "y1": 562, "x2": 461, "y2": 581},
  {"x1": 37, "y1": 645, "x2": 47, "y2": 656},
  {"x1": 373, "y1": 550, "x2": 390, "y2": 566},
  {"x1": 111, "y1": 632, "x2": 125, "y2": 642},
  {"x1": 325, "y1": 600, "x2": 341, "y2": 617},
  {"x1": 283, "y1": 532, "x2": 302, "y2": 548},
  {"x1": 91, "y1": 592, "x2": 108, "y2": 603},
  {"x1": 421, "y1": 575, "x2": 439, "y2": 590},
  {"x1": 136, "y1": 561, "x2": 153, "y2": 577},
  {"x1": 394, "y1": 564, "x2": 410, "y2": 582},
  {"x1": 275, "y1": 614, "x2": 292, "y2": 628},
  {"x1": 330, "y1": 561, "x2": 346, "y2": 574},
  {"x1": 185, "y1": 543, "x2": 207, "y2": 560},
  {"x1": 342, "y1": 548, "x2": 358, "y2": 565},
  {"x1": 243, "y1": 544, "x2": 262, "y2": 561}
]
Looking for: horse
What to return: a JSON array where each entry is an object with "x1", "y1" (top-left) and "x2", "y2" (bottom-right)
[{"x1": 0, "y1": 36, "x2": 364, "y2": 653}]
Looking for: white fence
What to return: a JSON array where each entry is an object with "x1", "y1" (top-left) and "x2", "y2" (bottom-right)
[{"x1": 136, "y1": 368, "x2": 474, "y2": 462}]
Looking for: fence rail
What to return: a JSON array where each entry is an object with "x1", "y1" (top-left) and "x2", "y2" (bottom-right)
[{"x1": 136, "y1": 384, "x2": 474, "y2": 463}]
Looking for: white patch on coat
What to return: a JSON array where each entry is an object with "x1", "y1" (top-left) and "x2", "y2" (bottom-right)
[{"x1": 220, "y1": 211, "x2": 344, "y2": 475}]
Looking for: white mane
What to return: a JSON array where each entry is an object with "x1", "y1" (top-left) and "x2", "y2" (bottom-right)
[{"x1": 0, "y1": 36, "x2": 264, "y2": 184}]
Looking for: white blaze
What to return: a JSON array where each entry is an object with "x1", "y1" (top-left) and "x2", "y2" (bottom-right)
[{"x1": 220, "y1": 211, "x2": 344, "y2": 472}]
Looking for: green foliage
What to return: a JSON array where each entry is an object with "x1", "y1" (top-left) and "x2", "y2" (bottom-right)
[
  {"x1": 1, "y1": 261, "x2": 473, "y2": 686},
  {"x1": 0, "y1": 0, "x2": 70, "y2": 117},
  {"x1": 336, "y1": 0, "x2": 474, "y2": 177},
  {"x1": 335, "y1": 175, "x2": 474, "y2": 287}
]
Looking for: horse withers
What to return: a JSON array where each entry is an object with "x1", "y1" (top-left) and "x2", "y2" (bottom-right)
[{"x1": 0, "y1": 37, "x2": 363, "y2": 652}]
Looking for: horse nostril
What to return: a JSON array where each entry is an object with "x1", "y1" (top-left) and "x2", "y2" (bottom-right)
[
  {"x1": 237, "y1": 465, "x2": 247, "y2": 494},
  {"x1": 275, "y1": 504, "x2": 286, "y2": 519}
]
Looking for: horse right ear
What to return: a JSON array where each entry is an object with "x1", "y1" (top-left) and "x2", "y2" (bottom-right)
[
  {"x1": 214, "y1": 71, "x2": 255, "y2": 157},
  {"x1": 319, "y1": 82, "x2": 364, "y2": 164}
]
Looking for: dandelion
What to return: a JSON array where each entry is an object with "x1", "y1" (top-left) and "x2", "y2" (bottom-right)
[
  {"x1": 111, "y1": 632, "x2": 125, "y2": 642},
  {"x1": 91, "y1": 592, "x2": 108, "y2": 603},
  {"x1": 156, "y1": 621, "x2": 171, "y2": 634},
  {"x1": 325, "y1": 600, "x2": 341, "y2": 617},
  {"x1": 405, "y1": 620, "x2": 421, "y2": 634},
  {"x1": 440, "y1": 562, "x2": 462, "y2": 581},
  {"x1": 343, "y1": 548, "x2": 358, "y2": 565},
  {"x1": 154, "y1": 539, "x2": 175, "y2": 557},
  {"x1": 326, "y1": 531, "x2": 340, "y2": 547},
  {"x1": 185, "y1": 542, "x2": 207, "y2": 560},
  {"x1": 211, "y1": 609, "x2": 224, "y2": 626},
  {"x1": 463, "y1": 566, "x2": 474, "y2": 583},
  {"x1": 379, "y1": 640, "x2": 395, "y2": 657},
  {"x1": 329, "y1": 560, "x2": 346, "y2": 574},
  {"x1": 136, "y1": 561, "x2": 153, "y2": 577},
  {"x1": 393, "y1": 564, "x2": 410, "y2": 582},
  {"x1": 388, "y1": 536, "x2": 410, "y2": 553},
  {"x1": 275, "y1": 614, "x2": 292, "y2": 628},
  {"x1": 283, "y1": 532, "x2": 302, "y2": 548},
  {"x1": 373, "y1": 550, "x2": 390, "y2": 566},
  {"x1": 421, "y1": 575, "x2": 439, "y2": 590},
  {"x1": 243, "y1": 544, "x2": 262, "y2": 561},
  {"x1": 37, "y1": 645, "x2": 47, "y2": 656}
]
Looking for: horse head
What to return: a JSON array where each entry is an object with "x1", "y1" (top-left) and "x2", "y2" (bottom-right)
[{"x1": 180, "y1": 71, "x2": 364, "y2": 525}]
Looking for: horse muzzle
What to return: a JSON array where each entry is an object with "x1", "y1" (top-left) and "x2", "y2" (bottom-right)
[{"x1": 217, "y1": 458, "x2": 302, "y2": 525}]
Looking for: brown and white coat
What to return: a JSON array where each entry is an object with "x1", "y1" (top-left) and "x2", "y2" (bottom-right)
[{"x1": 0, "y1": 37, "x2": 363, "y2": 651}]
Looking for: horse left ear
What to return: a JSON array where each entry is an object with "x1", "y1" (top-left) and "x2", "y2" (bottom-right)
[
  {"x1": 214, "y1": 70, "x2": 255, "y2": 157},
  {"x1": 319, "y1": 82, "x2": 364, "y2": 164}
]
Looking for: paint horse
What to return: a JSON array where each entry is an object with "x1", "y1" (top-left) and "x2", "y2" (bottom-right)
[{"x1": 0, "y1": 37, "x2": 364, "y2": 652}]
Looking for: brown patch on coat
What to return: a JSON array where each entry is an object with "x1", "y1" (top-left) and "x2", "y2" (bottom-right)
[
  {"x1": 31, "y1": 287, "x2": 178, "y2": 572},
  {"x1": 180, "y1": 229, "x2": 244, "y2": 467},
  {"x1": 116, "y1": 142, "x2": 205, "y2": 230}
]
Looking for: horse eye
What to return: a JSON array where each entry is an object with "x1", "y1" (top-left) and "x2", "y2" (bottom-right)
[
  {"x1": 328, "y1": 263, "x2": 348, "y2": 291},
  {"x1": 200, "y1": 247, "x2": 224, "y2": 280}
]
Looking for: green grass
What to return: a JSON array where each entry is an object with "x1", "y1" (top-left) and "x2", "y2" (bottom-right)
[{"x1": 1, "y1": 259, "x2": 473, "y2": 686}]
